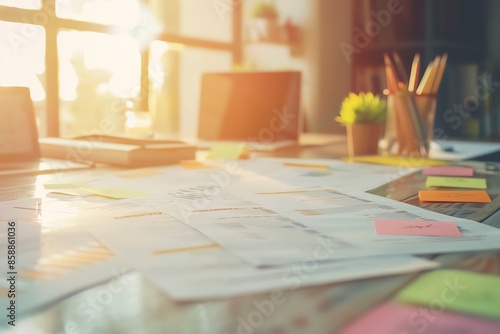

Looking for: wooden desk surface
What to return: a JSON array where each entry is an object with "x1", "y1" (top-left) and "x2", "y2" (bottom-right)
[{"x1": 1, "y1": 140, "x2": 499, "y2": 334}]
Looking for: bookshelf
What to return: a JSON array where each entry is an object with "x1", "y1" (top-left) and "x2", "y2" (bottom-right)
[{"x1": 351, "y1": 0, "x2": 500, "y2": 141}]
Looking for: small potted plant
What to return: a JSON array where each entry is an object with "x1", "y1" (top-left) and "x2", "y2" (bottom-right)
[{"x1": 336, "y1": 92, "x2": 387, "y2": 156}]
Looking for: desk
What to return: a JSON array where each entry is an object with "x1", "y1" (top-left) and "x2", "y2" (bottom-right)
[{"x1": 1, "y1": 141, "x2": 499, "y2": 334}]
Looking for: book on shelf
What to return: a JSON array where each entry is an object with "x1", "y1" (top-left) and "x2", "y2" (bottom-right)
[{"x1": 39, "y1": 136, "x2": 196, "y2": 167}]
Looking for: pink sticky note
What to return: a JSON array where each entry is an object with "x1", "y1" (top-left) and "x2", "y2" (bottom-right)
[
  {"x1": 423, "y1": 166, "x2": 474, "y2": 177},
  {"x1": 342, "y1": 302, "x2": 500, "y2": 334},
  {"x1": 374, "y1": 219, "x2": 462, "y2": 237}
]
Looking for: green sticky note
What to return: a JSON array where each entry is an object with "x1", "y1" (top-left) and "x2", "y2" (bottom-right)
[
  {"x1": 79, "y1": 188, "x2": 148, "y2": 199},
  {"x1": 397, "y1": 269, "x2": 500, "y2": 319},
  {"x1": 426, "y1": 176, "x2": 487, "y2": 189}
]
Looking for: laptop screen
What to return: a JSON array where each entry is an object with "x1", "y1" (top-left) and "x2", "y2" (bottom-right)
[
  {"x1": 198, "y1": 71, "x2": 301, "y2": 142},
  {"x1": 0, "y1": 87, "x2": 40, "y2": 162}
]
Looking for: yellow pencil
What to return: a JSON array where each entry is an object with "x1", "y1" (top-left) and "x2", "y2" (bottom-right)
[
  {"x1": 431, "y1": 53, "x2": 448, "y2": 94},
  {"x1": 408, "y1": 53, "x2": 421, "y2": 92},
  {"x1": 283, "y1": 162, "x2": 329, "y2": 169}
]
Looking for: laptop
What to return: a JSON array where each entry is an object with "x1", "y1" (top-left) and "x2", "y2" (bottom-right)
[
  {"x1": 193, "y1": 71, "x2": 303, "y2": 151},
  {"x1": 0, "y1": 87, "x2": 93, "y2": 176}
]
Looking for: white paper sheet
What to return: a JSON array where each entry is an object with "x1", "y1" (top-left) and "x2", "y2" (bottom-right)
[
  {"x1": 430, "y1": 140, "x2": 500, "y2": 161},
  {"x1": 76, "y1": 206, "x2": 438, "y2": 301},
  {"x1": 173, "y1": 185, "x2": 500, "y2": 267},
  {"x1": 74, "y1": 158, "x2": 500, "y2": 268},
  {"x1": 0, "y1": 219, "x2": 129, "y2": 315}
]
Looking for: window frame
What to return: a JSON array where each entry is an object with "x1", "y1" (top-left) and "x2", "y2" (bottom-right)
[{"x1": 0, "y1": 0, "x2": 243, "y2": 136}]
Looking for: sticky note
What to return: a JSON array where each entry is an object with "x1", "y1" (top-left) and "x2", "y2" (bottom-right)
[
  {"x1": 79, "y1": 188, "x2": 148, "y2": 199},
  {"x1": 396, "y1": 269, "x2": 500, "y2": 320},
  {"x1": 207, "y1": 142, "x2": 249, "y2": 160},
  {"x1": 419, "y1": 190, "x2": 492, "y2": 203},
  {"x1": 115, "y1": 168, "x2": 163, "y2": 179},
  {"x1": 342, "y1": 302, "x2": 500, "y2": 334},
  {"x1": 44, "y1": 182, "x2": 89, "y2": 196},
  {"x1": 343, "y1": 155, "x2": 448, "y2": 167},
  {"x1": 423, "y1": 166, "x2": 474, "y2": 177},
  {"x1": 426, "y1": 176, "x2": 487, "y2": 189},
  {"x1": 180, "y1": 160, "x2": 221, "y2": 170},
  {"x1": 44, "y1": 182, "x2": 88, "y2": 189},
  {"x1": 47, "y1": 189, "x2": 90, "y2": 196},
  {"x1": 374, "y1": 219, "x2": 462, "y2": 237}
]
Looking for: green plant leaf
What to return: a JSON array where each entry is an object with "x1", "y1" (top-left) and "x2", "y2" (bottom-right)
[{"x1": 336, "y1": 92, "x2": 387, "y2": 124}]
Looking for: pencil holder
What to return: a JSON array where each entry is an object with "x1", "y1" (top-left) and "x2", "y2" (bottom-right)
[{"x1": 384, "y1": 93, "x2": 437, "y2": 157}]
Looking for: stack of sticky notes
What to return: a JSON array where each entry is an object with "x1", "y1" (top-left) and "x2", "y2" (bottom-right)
[
  {"x1": 418, "y1": 166, "x2": 491, "y2": 204},
  {"x1": 342, "y1": 269, "x2": 500, "y2": 334}
]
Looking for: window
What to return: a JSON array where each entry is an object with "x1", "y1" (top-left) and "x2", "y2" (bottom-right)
[{"x1": 0, "y1": 0, "x2": 242, "y2": 137}]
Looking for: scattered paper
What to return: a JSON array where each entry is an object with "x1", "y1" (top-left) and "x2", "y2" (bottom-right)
[
  {"x1": 79, "y1": 187, "x2": 149, "y2": 199},
  {"x1": 0, "y1": 221, "x2": 126, "y2": 315},
  {"x1": 374, "y1": 219, "x2": 462, "y2": 237},
  {"x1": 418, "y1": 190, "x2": 492, "y2": 203},
  {"x1": 396, "y1": 269, "x2": 500, "y2": 320},
  {"x1": 303, "y1": 170, "x2": 334, "y2": 177},
  {"x1": 115, "y1": 168, "x2": 163, "y2": 179},
  {"x1": 426, "y1": 176, "x2": 487, "y2": 189},
  {"x1": 174, "y1": 187, "x2": 500, "y2": 267},
  {"x1": 77, "y1": 207, "x2": 438, "y2": 301},
  {"x1": 423, "y1": 166, "x2": 474, "y2": 177}
]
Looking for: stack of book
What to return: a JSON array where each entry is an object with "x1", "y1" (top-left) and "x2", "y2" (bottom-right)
[{"x1": 39, "y1": 135, "x2": 196, "y2": 167}]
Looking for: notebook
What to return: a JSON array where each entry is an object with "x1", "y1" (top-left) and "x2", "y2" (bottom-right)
[
  {"x1": 0, "y1": 87, "x2": 93, "y2": 176},
  {"x1": 190, "y1": 71, "x2": 303, "y2": 151}
]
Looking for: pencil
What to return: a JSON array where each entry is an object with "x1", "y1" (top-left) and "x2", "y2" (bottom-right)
[
  {"x1": 416, "y1": 58, "x2": 434, "y2": 95},
  {"x1": 383, "y1": 53, "x2": 399, "y2": 93},
  {"x1": 393, "y1": 52, "x2": 409, "y2": 87},
  {"x1": 408, "y1": 53, "x2": 421, "y2": 92},
  {"x1": 431, "y1": 53, "x2": 448, "y2": 94},
  {"x1": 417, "y1": 56, "x2": 440, "y2": 95},
  {"x1": 283, "y1": 162, "x2": 329, "y2": 169}
]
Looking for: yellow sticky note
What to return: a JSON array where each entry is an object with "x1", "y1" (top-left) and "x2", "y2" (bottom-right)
[
  {"x1": 397, "y1": 269, "x2": 500, "y2": 319},
  {"x1": 79, "y1": 188, "x2": 148, "y2": 199},
  {"x1": 207, "y1": 142, "x2": 249, "y2": 160},
  {"x1": 44, "y1": 182, "x2": 88, "y2": 189},
  {"x1": 180, "y1": 160, "x2": 221, "y2": 170},
  {"x1": 426, "y1": 176, "x2": 487, "y2": 189},
  {"x1": 343, "y1": 155, "x2": 448, "y2": 167},
  {"x1": 115, "y1": 168, "x2": 163, "y2": 179},
  {"x1": 48, "y1": 189, "x2": 90, "y2": 196}
]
